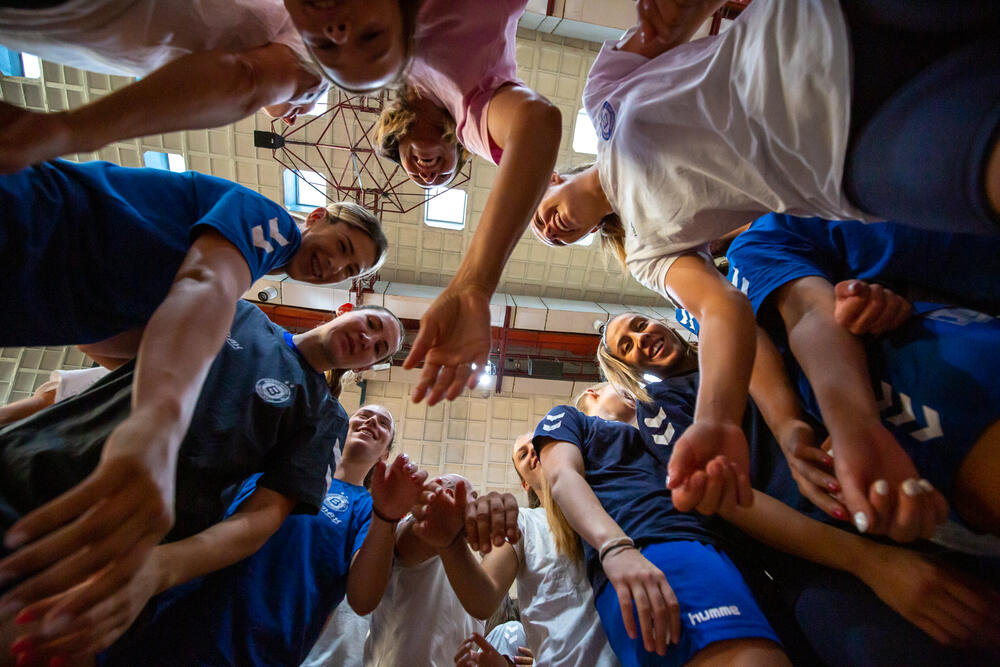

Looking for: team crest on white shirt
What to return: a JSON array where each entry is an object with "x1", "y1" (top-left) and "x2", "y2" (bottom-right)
[
  {"x1": 598, "y1": 101, "x2": 616, "y2": 140},
  {"x1": 255, "y1": 378, "x2": 292, "y2": 404}
]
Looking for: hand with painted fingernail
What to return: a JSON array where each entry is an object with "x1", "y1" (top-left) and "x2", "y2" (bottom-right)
[
  {"x1": 777, "y1": 422, "x2": 847, "y2": 521},
  {"x1": 829, "y1": 420, "x2": 947, "y2": 542}
]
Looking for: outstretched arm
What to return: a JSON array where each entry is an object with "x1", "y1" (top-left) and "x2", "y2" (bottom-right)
[
  {"x1": 0, "y1": 380, "x2": 57, "y2": 426},
  {"x1": 539, "y1": 439, "x2": 679, "y2": 656},
  {"x1": 774, "y1": 276, "x2": 947, "y2": 540},
  {"x1": 0, "y1": 229, "x2": 254, "y2": 635},
  {"x1": 347, "y1": 454, "x2": 427, "y2": 615},
  {"x1": 404, "y1": 84, "x2": 561, "y2": 404},
  {"x1": 722, "y1": 491, "x2": 1000, "y2": 647},
  {"x1": 0, "y1": 43, "x2": 320, "y2": 173},
  {"x1": 4, "y1": 486, "x2": 294, "y2": 662},
  {"x1": 663, "y1": 253, "x2": 755, "y2": 512}
]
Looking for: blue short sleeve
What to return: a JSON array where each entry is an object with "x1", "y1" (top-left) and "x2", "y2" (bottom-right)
[
  {"x1": 190, "y1": 180, "x2": 301, "y2": 281},
  {"x1": 726, "y1": 214, "x2": 837, "y2": 315},
  {"x1": 532, "y1": 406, "x2": 588, "y2": 455}
]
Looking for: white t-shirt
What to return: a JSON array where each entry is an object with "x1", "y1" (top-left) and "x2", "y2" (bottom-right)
[
  {"x1": 514, "y1": 507, "x2": 619, "y2": 666},
  {"x1": 300, "y1": 602, "x2": 370, "y2": 667},
  {"x1": 583, "y1": 0, "x2": 873, "y2": 299},
  {"x1": 0, "y1": 0, "x2": 325, "y2": 105},
  {"x1": 49, "y1": 366, "x2": 111, "y2": 403},
  {"x1": 364, "y1": 556, "x2": 483, "y2": 667}
]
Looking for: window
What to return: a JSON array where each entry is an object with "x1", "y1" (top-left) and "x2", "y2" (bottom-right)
[
  {"x1": 307, "y1": 94, "x2": 329, "y2": 117},
  {"x1": 143, "y1": 151, "x2": 186, "y2": 172},
  {"x1": 0, "y1": 47, "x2": 41, "y2": 79},
  {"x1": 424, "y1": 186, "x2": 467, "y2": 230},
  {"x1": 572, "y1": 108, "x2": 598, "y2": 155},
  {"x1": 283, "y1": 169, "x2": 327, "y2": 211}
]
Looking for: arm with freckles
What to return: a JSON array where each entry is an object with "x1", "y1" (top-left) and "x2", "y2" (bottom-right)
[
  {"x1": 404, "y1": 84, "x2": 561, "y2": 404},
  {"x1": 0, "y1": 43, "x2": 319, "y2": 173},
  {"x1": 662, "y1": 253, "x2": 755, "y2": 511}
]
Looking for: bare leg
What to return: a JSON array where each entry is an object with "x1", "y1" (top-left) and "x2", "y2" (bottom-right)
[
  {"x1": 953, "y1": 420, "x2": 1000, "y2": 534},
  {"x1": 685, "y1": 638, "x2": 791, "y2": 667}
]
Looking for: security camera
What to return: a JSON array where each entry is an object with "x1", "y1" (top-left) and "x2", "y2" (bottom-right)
[{"x1": 257, "y1": 286, "x2": 279, "y2": 302}]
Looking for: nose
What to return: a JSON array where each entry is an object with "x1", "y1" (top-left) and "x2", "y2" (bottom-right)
[
  {"x1": 417, "y1": 167, "x2": 439, "y2": 185},
  {"x1": 325, "y1": 20, "x2": 351, "y2": 45}
]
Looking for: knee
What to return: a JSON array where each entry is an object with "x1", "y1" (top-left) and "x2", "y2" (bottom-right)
[
  {"x1": 685, "y1": 638, "x2": 790, "y2": 667},
  {"x1": 953, "y1": 420, "x2": 1000, "y2": 534}
]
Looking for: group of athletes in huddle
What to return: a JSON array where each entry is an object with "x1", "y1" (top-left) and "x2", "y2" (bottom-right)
[{"x1": 1, "y1": 0, "x2": 999, "y2": 665}]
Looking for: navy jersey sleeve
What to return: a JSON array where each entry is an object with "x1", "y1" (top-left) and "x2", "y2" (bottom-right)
[
  {"x1": 726, "y1": 213, "x2": 839, "y2": 316},
  {"x1": 532, "y1": 406, "x2": 589, "y2": 457},
  {"x1": 257, "y1": 396, "x2": 348, "y2": 515},
  {"x1": 189, "y1": 179, "x2": 302, "y2": 280}
]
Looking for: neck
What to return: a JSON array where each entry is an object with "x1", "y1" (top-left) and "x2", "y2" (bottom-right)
[
  {"x1": 582, "y1": 167, "x2": 614, "y2": 217},
  {"x1": 334, "y1": 456, "x2": 371, "y2": 486},
  {"x1": 292, "y1": 329, "x2": 336, "y2": 374}
]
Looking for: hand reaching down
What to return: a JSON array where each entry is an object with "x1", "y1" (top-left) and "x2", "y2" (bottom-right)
[
  {"x1": 411, "y1": 479, "x2": 471, "y2": 549},
  {"x1": 601, "y1": 546, "x2": 680, "y2": 656},
  {"x1": 0, "y1": 412, "x2": 177, "y2": 635},
  {"x1": 667, "y1": 421, "x2": 752, "y2": 514},
  {"x1": 403, "y1": 286, "x2": 493, "y2": 406},
  {"x1": 777, "y1": 421, "x2": 848, "y2": 521}
]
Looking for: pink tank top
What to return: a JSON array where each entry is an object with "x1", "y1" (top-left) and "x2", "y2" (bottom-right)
[{"x1": 408, "y1": 0, "x2": 528, "y2": 165}]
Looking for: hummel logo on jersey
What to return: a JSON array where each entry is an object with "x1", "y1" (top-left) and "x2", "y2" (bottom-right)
[
  {"x1": 252, "y1": 218, "x2": 291, "y2": 253},
  {"x1": 644, "y1": 408, "x2": 676, "y2": 446},
  {"x1": 688, "y1": 605, "x2": 741, "y2": 626},
  {"x1": 543, "y1": 411, "x2": 564, "y2": 431},
  {"x1": 875, "y1": 381, "x2": 943, "y2": 441}
]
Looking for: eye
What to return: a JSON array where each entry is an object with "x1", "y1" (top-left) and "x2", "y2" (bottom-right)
[
  {"x1": 360, "y1": 29, "x2": 384, "y2": 44},
  {"x1": 339, "y1": 240, "x2": 347, "y2": 254}
]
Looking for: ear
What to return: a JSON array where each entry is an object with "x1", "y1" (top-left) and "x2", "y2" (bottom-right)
[
  {"x1": 379, "y1": 451, "x2": 390, "y2": 463},
  {"x1": 549, "y1": 171, "x2": 564, "y2": 185},
  {"x1": 585, "y1": 388, "x2": 600, "y2": 399},
  {"x1": 305, "y1": 207, "x2": 326, "y2": 229},
  {"x1": 520, "y1": 478, "x2": 531, "y2": 493},
  {"x1": 335, "y1": 302, "x2": 353, "y2": 317}
]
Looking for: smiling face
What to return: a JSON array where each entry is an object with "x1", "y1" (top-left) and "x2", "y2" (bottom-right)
[
  {"x1": 511, "y1": 433, "x2": 541, "y2": 494},
  {"x1": 321, "y1": 308, "x2": 402, "y2": 370},
  {"x1": 343, "y1": 404, "x2": 394, "y2": 464},
  {"x1": 285, "y1": 211, "x2": 379, "y2": 284},
  {"x1": 605, "y1": 313, "x2": 689, "y2": 376},
  {"x1": 532, "y1": 171, "x2": 604, "y2": 247},
  {"x1": 397, "y1": 98, "x2": 461, "y2": 188},
  {"x1": 284, "y1": 0, "x2": 406, "y2": 91}
]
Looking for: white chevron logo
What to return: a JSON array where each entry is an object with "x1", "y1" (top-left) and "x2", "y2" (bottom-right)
[
  {"x1": 876, "y1": 382, "x2": 944, "y2": 441},
  {"x1": 652, "y1": 424, "x2": 676, "y2": 446},
  {"x1": 268, "y1": 218, "x2": 290, "y2": 246},
  {"x1": 252, "y1": 225, "x2": 273, "y2": 252},
  {"x1": 542, "y1": 422, "x2": 562, "y2": 432},
  {"x1": 545, "y1": 412, "x2": 565, "y2": 422},
  {"x1": 644, "y1": 408, "x2": 666, "y2": 430},
  {"x1": 729, "y1": 266, "x2": 750, "y2": 295}
]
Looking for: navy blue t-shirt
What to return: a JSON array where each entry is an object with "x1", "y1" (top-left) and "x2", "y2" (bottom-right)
[
  {"x1": 533, "y1": 406, "x2": 725, "y2": 597},
  {"x1": 0, "y1": 160, "x2": 301, "y2": 346},
  {"x1": 99, "y1": 476, "x2": 372, "y2": 666},
  {"x1": 0, "y1": 301, "x2": 345, "y2": 542}
]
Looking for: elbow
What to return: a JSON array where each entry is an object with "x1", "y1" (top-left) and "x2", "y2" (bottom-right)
[
  {"x1": 219, "y1": 52, "x2": 272, "y2": 118},
  {"x1": 348, "y1": 595, "x2": 376, "y2": 617},
  {"x1": 517, "y1": 97, "x2": 562, "y2": 146}
]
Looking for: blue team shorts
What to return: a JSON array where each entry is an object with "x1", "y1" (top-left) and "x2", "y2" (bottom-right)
[
  {"x1": 594, "y1": 541, "x2": 779, "y2": 667},
  {"x1": 872, "y1": 304, "x2": 1000, "y2": 499}
]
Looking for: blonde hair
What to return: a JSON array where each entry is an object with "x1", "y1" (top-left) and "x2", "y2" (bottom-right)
[
  {"x1": 573, "y1": 382, "x2": 609, "y2": 413},
  {"x1": 596, "y1": 315, "x2": 698, "y2": 404},
  {"x1": 374, "y1": 86, "x2": 471, "y2": 184},
  {"x1": 291, "y1": 201, "x2": 389, "y2": 279},
  {"x1": 538, "y1": 473, "x2": 584, "y2": 563},
  {"x1": 559, "y1": 163, "x2": 627, "y2": 270}
]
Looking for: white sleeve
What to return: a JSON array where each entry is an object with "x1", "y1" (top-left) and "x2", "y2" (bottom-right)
[
  {"x1": 50, "y1": 367, "x2": 111, "y2": 403},
  {"x1": 627, "y1": 245, "x2": 713, "y2": 306}
]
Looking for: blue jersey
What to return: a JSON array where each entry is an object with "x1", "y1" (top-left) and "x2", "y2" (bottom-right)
[
  {"x1": 532, "y1": 406, "x2": 727, "y2": 597},
  {"x1": 0, "y1": 301, "x2": 346, "y2": 542},
  {"x1": 723, "y1": 214, "x2": 1000, "y2": 498},
  {"x1": 101, "y1": 477, "x2": 372, "y2": 666},
  {"x1": 0, "y1": 160, "x2": 301, "y2": 346}
]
